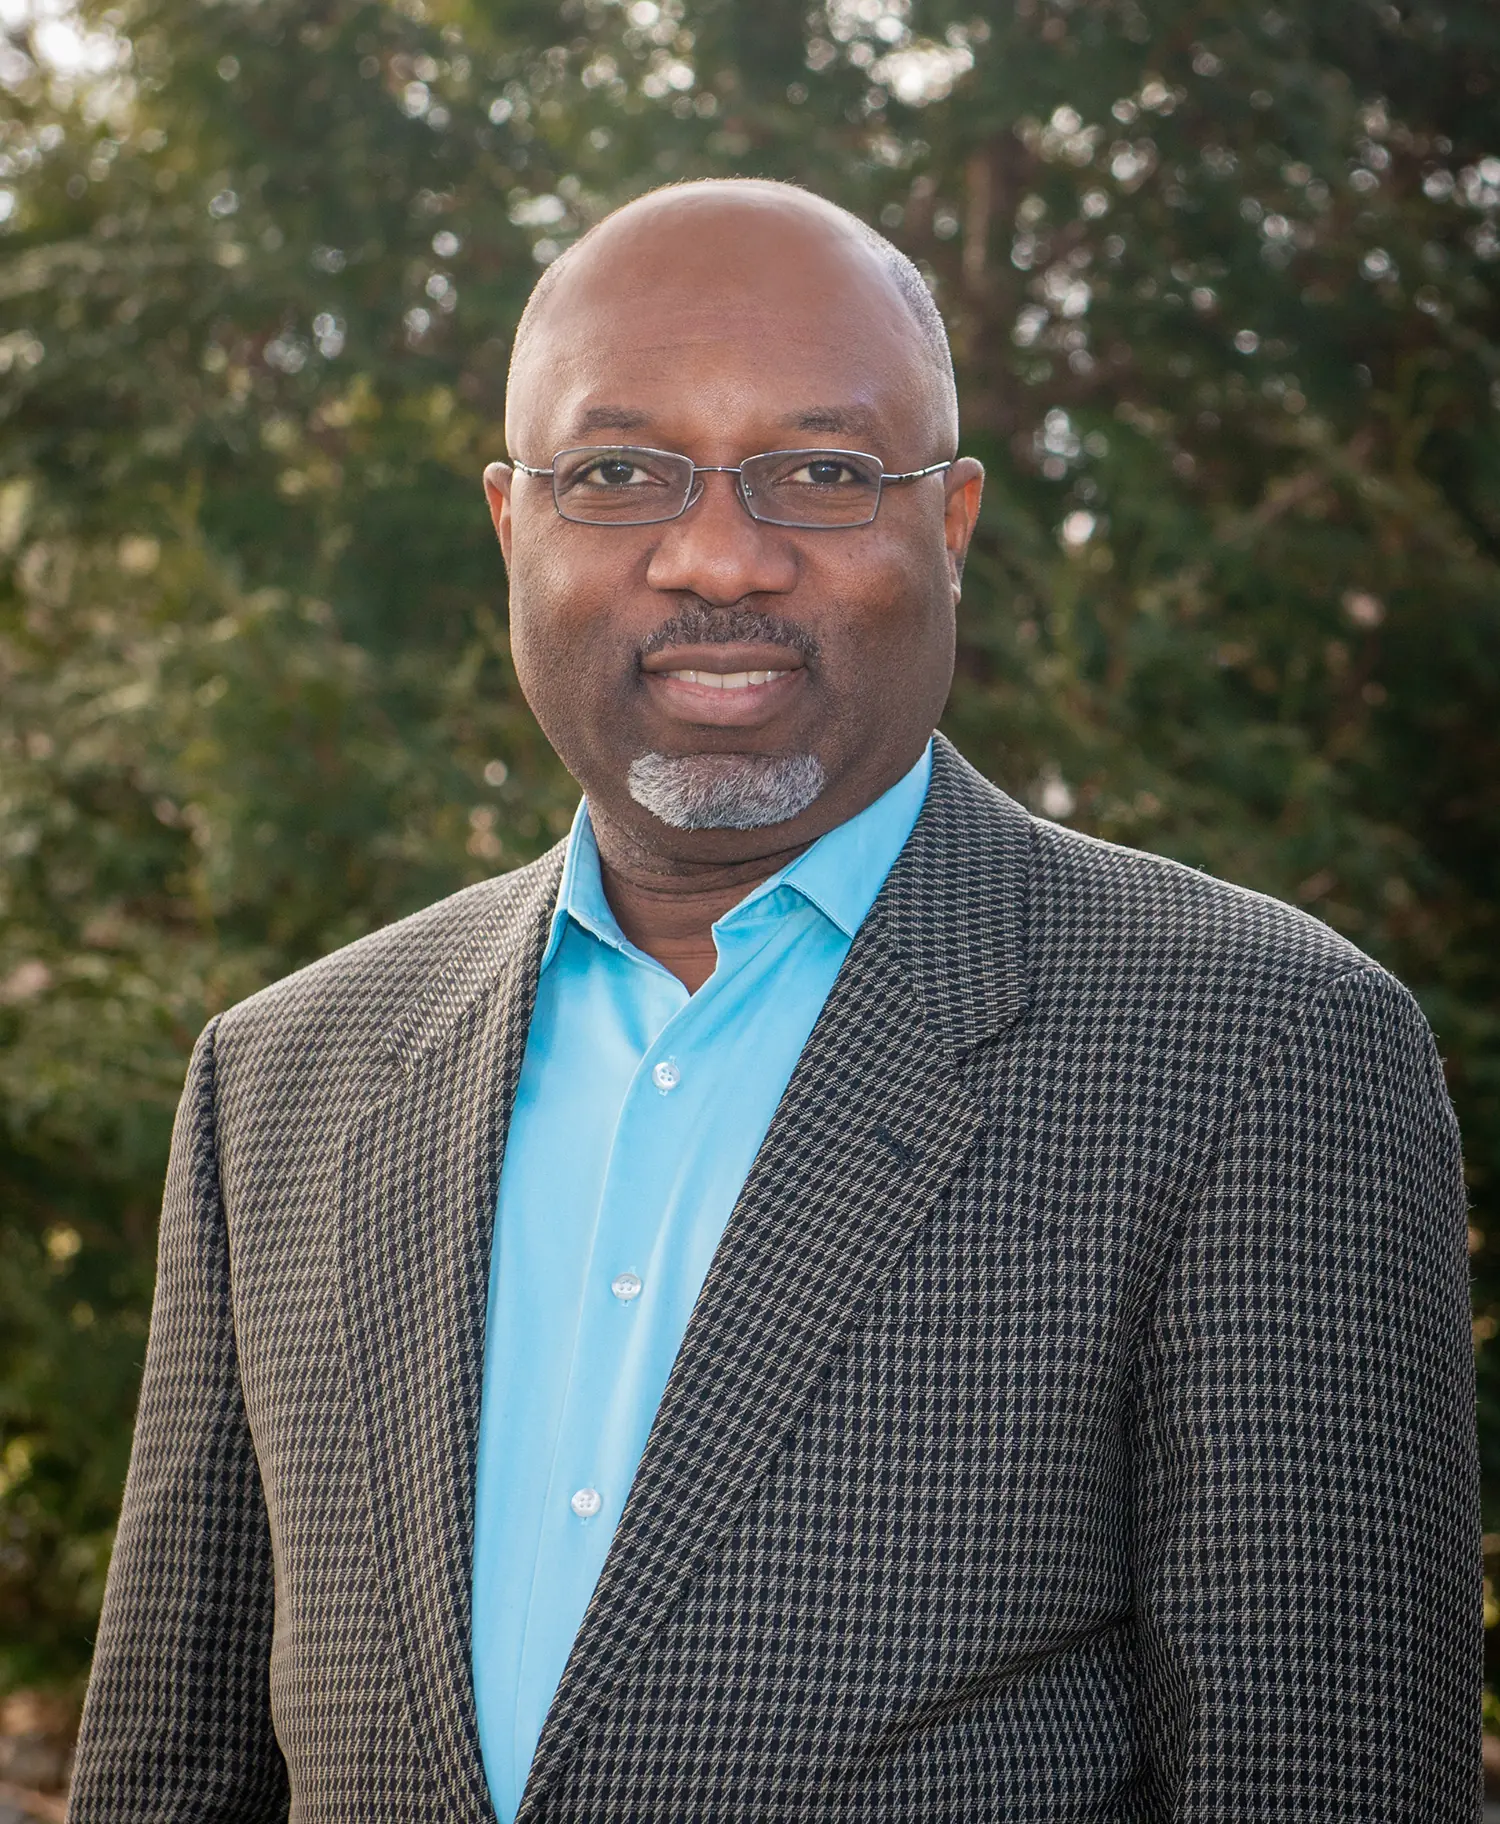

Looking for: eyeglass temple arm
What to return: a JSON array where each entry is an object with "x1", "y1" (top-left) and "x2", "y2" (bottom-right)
[
  {"x1": 881, "y1": 460, "x2": 954, "y2": 484},
  {"x1": 509, "y1": 460, "x2": 555, "y2": 477}
]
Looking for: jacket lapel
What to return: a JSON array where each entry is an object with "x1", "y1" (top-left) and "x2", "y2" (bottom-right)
[
  {"x1": 518, "y1": 738, "x2": 1035, "y2": 1817},
  {"x1": 337, "y1": 852, "x2": 564, "y2": 1824}
]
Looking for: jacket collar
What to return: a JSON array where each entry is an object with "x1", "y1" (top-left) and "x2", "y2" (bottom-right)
[
  {"x1": 381, "y1": 849, "x2": 565, "y2": 1076},
  {"x1": 865, "y1": 731, "x2": 1032, "y2": 1053}
]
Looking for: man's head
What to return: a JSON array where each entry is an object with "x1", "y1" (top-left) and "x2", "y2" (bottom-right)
[{"x1": 485, "y1": 178, "x2": 984, "y2": 870}]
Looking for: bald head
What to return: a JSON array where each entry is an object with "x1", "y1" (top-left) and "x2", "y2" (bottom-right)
[{"x1": 504, "y1": 179, "x2": 959, "y2": 458}]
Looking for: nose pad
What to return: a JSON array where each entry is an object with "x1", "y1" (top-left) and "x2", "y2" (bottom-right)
[{"x1": 679, "y1": 469, "x2": 761, "y2": 527}]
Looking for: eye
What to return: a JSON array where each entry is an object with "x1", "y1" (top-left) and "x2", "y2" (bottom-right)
[
  {"x1": 580, "y1": 457, "x2": 652, "y2": 487},
  {"x1": 787, "y1": 457, "x2": 863, "y2": 487}
]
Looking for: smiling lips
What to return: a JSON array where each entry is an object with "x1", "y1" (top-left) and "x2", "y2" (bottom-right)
[
  {"x1": 659, "y1": 668, "x2": 793, "y2": 690},
  {"x1": 640, "y1": 643, "x2": 807, "y2": 727}
]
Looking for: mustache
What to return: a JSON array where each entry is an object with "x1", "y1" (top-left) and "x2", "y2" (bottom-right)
[{"x1": 638, "y1": 603, "x2": 821, "y2": 665}]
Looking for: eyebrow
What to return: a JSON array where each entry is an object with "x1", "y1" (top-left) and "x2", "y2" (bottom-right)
[
  {"x1": 572, "y1": 405, "x2": 654, "y2": 435},
  {"x1": 783, "y1": 405, "x2": 883, "y2": 440}
]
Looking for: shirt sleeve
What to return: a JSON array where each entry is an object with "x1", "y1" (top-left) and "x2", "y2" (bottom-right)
[
  {"x1": 1130, "y1": 963, "x2": 1482, "y2": 1821},
  {"x1": 68, "y1": 1018, "x2": 289, "y2": 1823}
]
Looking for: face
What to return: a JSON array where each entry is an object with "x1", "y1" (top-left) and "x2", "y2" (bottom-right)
[{"x1": 486, "y1": 189, "x2": 984, "y2": 869}]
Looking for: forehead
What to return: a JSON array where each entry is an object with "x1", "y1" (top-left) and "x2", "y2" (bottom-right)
[{"x1": 506, "y1": 205, "x2": 940, "y2": 456}]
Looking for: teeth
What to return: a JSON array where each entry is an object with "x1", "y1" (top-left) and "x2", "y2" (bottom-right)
[{"x1": 664, "y1": 668, "x2": 790, "y2": 689}]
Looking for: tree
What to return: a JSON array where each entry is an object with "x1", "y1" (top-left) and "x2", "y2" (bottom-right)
[{"x1": 1, "y1": 0, "x2": 1496, "y2": 1698}]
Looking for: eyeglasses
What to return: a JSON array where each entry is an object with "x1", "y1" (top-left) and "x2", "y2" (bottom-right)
[{"x1": 510, "y1": 445, "x2": 953, "y2": 529}]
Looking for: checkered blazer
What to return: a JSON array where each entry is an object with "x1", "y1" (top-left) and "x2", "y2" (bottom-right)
[{"x1": 69, "y1": 735, "x2": 1480, "y2": 1823}]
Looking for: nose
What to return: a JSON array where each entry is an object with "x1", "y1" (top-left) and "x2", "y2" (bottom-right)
[{"x1": 644, "y1": 470, "x2": 798, "y2": 604}]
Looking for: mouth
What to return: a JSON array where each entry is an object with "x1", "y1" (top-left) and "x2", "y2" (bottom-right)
[
  {"x1": 657, "y1": 667, "x2": 795, "y2": 691},
  {"x1": 639, "y1": 642, "x2": 808, "y2": 728}
]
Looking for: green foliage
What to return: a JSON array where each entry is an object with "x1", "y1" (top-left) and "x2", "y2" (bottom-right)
[{"x1": 1, "y1": 0, "x2": 1497, "y2": 1693}]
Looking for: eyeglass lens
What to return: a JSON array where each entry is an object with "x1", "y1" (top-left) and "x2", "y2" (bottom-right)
[{"x1": 548, "y1": 446, "x2": 886, "y2": 528}]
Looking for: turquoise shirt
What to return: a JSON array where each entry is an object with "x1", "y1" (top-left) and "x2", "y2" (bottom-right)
[{"x1": 470, "y1": 742, "x2": 932, "y2": 1823}]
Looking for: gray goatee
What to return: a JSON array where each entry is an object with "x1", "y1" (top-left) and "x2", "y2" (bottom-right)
[{"x1": 627, "y1": 751, "x2": 827, "y2": 831}]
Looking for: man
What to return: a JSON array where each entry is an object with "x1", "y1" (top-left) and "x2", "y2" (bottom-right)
[{"x1": 70, "y1": 181, "x2": 1479, "y2": 1822}]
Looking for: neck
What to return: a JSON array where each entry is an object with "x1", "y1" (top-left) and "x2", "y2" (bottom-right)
[
  {"x1": 583, "y1": 737, "x2": 931, "y2": 991},
  {"x1": 590, "y1": 815, "x2": 814, "y2": 993}
]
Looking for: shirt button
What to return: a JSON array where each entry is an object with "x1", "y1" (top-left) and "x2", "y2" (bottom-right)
[
  {"x1": 611, "y1": 1271, "x2": 643, "y2": 1303},
  {"x1": 570, "y1": 1487, "x2": 602, "y2": 1519},
  {"x1": 651, "y1": 1059, "x2": 681, "y2": 1093}
]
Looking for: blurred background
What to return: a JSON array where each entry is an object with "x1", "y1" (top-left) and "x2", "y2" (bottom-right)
[{"x1": 0, "y1": 0, "x2": 1497, "y2": 1806}]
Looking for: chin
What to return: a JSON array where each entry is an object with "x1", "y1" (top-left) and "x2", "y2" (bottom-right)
[{"x1": 626, "y1": 749, "x2": 827, "y2": 832}]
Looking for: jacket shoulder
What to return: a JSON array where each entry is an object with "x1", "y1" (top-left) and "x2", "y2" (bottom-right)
[
  {"x1": 214, "y1": 845, "x2": 563, "y2": 1071},
  {"x1": 889, "y1": 738, "x2": 1395, "y2": 1054},
  {"x1": 1027, "y1": 811, "x2": 1387, "y2": 1005}
]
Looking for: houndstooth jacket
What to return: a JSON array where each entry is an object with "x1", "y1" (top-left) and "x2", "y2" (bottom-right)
[{"x1": 69, "y1": 735, "x2": 1480, "y2": 1823}]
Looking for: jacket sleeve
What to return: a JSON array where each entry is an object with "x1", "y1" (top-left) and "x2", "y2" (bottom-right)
[
  {"x1": 68, "y1": 1018, "x2": 289, "y2": 1822},
  {"x1": 1131, "y1": 964, "x2": 1482, "y2": 1821}
]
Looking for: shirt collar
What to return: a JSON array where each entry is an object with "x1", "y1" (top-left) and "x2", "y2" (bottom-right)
[
  {"x1": 541, "y1": 799, "x2": 623, "y2": 969},
  {"x1": 542, "y1": 740, "x2": 934, "y2": 970},
  {"x1": 751, "y1": 740, "x2": 932, "y2": 937}
]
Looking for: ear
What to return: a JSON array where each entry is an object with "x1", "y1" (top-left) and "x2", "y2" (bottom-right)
[
  {"x1": 942, "y1": 458, "x2": 985, "y2": 596},
  {"x1": 483, "y1": 462, "x2": 514, "y2": 567}
]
